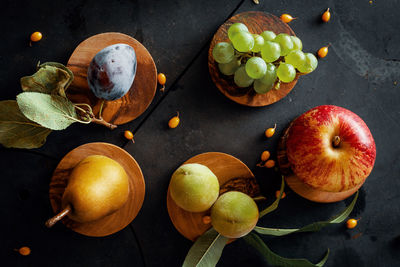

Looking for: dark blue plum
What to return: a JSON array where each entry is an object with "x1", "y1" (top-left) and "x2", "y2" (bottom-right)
[{"x1": 87, "y1": 44, "x2": 137, "y2": 101}]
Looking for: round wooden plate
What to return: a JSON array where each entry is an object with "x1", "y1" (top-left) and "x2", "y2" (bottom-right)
[
  {"x1": 66, "y1": 32, "x2": 157, "y2": 125},
  {"x1": 167, "y1": 152, "x2": 260, "y2": 241},
  {"x1": 277, "y1": 123, "x2": 361, "y2": 203},
  {"x1": 208, "y1": 11, "x2": 298, "y2": 107},
  {"x1": 49, "y1": 142, "x2": 145, "y2": 237}
]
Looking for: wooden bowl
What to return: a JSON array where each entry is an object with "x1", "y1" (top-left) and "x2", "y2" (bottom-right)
[
  {"x1": 167, "y1": 152, "x2": 260, "y2": 241},
  {"x1": 208, "y1": 11, "x2": 298, "y2": 107},
  {"x1": 277, "y1": 123, "x2": 361, "y2": 203},
  {"x1": 67, "y1": 32, "x2": 157, "y2": 125},
  {"x1": 49, "y1": 142, "x2": 145, "y2": 237}
]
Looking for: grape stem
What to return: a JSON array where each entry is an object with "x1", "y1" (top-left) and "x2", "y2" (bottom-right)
[
  {"x1": 253, "y1": 196, "x2": 267, "y2": 202},
  {"x1": 274, "y1": 80, "x2": 281, "y2": 90}
]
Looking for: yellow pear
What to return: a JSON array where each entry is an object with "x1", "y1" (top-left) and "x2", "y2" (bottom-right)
[
  {"x1": 170, "y1": 163, "x2": 219, "y2": 212},
  {"x1": 211, "y1": 191, "x2": 259, "y2": 238},
  {"x1": 46, "y1": 155, "x2": 129, "y2": 227}
]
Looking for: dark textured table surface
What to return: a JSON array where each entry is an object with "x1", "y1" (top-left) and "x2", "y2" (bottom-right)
[{"x1": 1, "y1": 0, "x2": 400, "y2": 266}]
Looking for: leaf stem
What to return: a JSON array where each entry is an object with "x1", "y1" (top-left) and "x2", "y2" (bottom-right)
[
  {"x1": 74, "y1": 103, "x2": 93, "y2": 114},
  {"x1": 73, "y1": 103, "x2": 117, "y2": 129},
  {"x1": 91, "y1": 117, "x2": 117, "y2": 130},
  {"x1": 98, "y1": 100, "x2": 105, "y2": 119}
]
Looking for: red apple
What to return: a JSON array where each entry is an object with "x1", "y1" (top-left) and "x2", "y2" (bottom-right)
[{"x1": 286, "y1": 105, "x2": 376, "y2": 192}]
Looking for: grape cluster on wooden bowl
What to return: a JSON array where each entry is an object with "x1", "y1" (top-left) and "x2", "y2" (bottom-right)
[{"x1": 212, "y1": 22, "x2": 318, "y2": 94}]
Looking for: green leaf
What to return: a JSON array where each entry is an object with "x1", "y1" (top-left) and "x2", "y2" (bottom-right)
[
  {"x1": 183, "y1": 228, "x2": 229, "y2": 267},
  {"x1": 0, "y1": 100, "x2": 51, "y2": 149},
  {"x1": 243, "y1": 232, "x2": 329, "y2": 267},
  {"x1": 17, "y1": 92, "x2": 79, "y2": 130},
  {"x1": 255, "y1": 191, "x2": 359, "y2": 236},
  {"x1": 260, "y1": 176, "x2": 285, "y2": 218},
  {"x1": 20, "y1": 62, "x2": 73, "y2": 97}
]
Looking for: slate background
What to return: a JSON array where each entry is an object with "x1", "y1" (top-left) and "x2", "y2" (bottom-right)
[{"x1": 1, "y1": 0, "x2": 399, "y2": 266}]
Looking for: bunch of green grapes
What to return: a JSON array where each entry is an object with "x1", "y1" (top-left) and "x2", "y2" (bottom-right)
[{"x1": 212, "y1": 22, "x2": 318, "y2": 94}]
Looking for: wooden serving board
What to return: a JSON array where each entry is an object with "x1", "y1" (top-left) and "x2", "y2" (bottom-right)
[
  {"x1": 277, "y1": 124, "x2": 361, "y2": 203},
  {"x1": 49, "y1": 142, "x2": 145, "y2": 237},
  {"x1": 167, "y1": 152, "x2": 260, "y2": 241},
  {"x1": 208, "y1": 11, "x2": 298, "y2": 107},
  {"x1": 67, "y1": 32, "x2": 157, "y2": 125}
]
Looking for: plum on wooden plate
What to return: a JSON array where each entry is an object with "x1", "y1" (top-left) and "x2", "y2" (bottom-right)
[{"x1": 87, "y1": 44, "x2": 137, "y2": 101}]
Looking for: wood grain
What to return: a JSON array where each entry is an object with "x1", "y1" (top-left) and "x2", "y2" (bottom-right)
[
  {"x1": 167, "y1": 152, "x2": 260, "y2": 241},
  {"x1": 49, "y1": 142, "x2": 145, "y2": 237},
  {"x1": 277, "y1": 124, "x2": 361, "y2": 203},
  {"x1": 67, "y1": 32, "x2": 157, "y2": 125},
  {"x1": 208, "y1": 11, "x2": 298, "y2": 107}
]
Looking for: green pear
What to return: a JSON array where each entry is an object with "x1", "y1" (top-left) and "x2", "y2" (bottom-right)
[
  {"x1": 170, "y1": 163, "x2": 219, "y2": 212},
  {"x1": 211, "y1": 191, "x2": 259, "y2": 238},
  {"x1": 46, "y1": 155, "x2": 129, "y2": 227}
]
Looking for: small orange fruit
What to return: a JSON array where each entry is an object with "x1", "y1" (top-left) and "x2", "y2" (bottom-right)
[
  {"x1": 261, "y1": 151, "x2": 270, "y2": 162},
  {"x1": 322, "y1": 8, "x2": 331, "y2": 22},
  {"x1": 30, "y1": 32, "x2": 42, "y2": 42},
  {"x1": 18, "y1": 246, "x2": 31, "y2": 256},
  {"x1": 157, "y1": 73, "x2": 166, "y2": 85},
  {"x1": 280, "y1": 14, "x2": 295, "y2": 23},
  {"x1": 265, "y1": 159, "x2": 275, "y2": 168},
  {"x1": 318, "y1": 46, "x2": 329, "y2": 58},
  {"x1": 168, "y1": 112, "x2": 180, "y2": 128},
  {"x1": 124, "y1": 130, "x2": 135, "y2": 143},
  {"x1": 346, "y1": 218, "x2": 358, "y2": 229},
  {"x1": 265, "y1": 124, "x2": 277, "y2": 138},
  {"x1": 275, "y1": 190, "x2": 286, "y2": 199},
  {"x1": 202, "y1": 215, "x2": 212, "y2": 224},
  {"x1": 158, "y1": 73, "x2": 166, "y2": 92}
]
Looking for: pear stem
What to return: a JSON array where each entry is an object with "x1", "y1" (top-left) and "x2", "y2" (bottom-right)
[
  {"x1": 45, "y1": 205, "x2": 71, "y2": 228},
  {"x1": 332, "y1": 136, "x2": 341, "y2": 148}
]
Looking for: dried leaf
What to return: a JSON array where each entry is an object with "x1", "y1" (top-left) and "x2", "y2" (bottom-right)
[
  {"x1": 255, "y1": 191, "x2": 359, "y2": 236},
  {"x1": 244, "y1": 232, "x2": 330, "y2": 267},
  {"x1": 20, "y1": 62, "x2": 74, "y2": 97},
  {"x1": 183, "y1": 228, "x2": 229, "y2": 267},
  {"x1": 39, "y1": 62, "x2": 74, "y2": 84},
  {"x1": 0, "y1": 100, "x2": 51, "y2": 149},
  {"x1": 259, "y1": 176, "x2": 285, "y2": 218},
  {"x1": 39, "y1": 62, "x2": 74, "y2": 90},
  {"x1": 17, "y1": 92, "x2": 78, "y2": 130}
]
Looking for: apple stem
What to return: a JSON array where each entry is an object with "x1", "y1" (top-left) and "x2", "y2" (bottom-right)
[
  {"x1": 45, "y1": 205, "x2": 71, "y2": 228},
  {"x1": 332, "y1": 136, "x2": 341, "y2": 147}
]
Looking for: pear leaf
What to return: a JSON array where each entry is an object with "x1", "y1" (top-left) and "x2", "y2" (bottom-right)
[
  {"x1": 243, "y1": 232, "x2": 330, "y2": 267},
  {"x1": 183, "y1": 228, "x2": 229, "y2": 267},
  {"x1": 259, "y1": 176, "x2": 285, "y2": 218},
  {"x1": 17, "y1": 92, "x2": 78, "y2": 130},
  {"x1": 20, "y1": 62, "x2": 74, "y2": 97},
  {"x1": 0, "y1": 100, "x2": 51, "y2": 149},
  {"x1": 255, "y1": 191, "x2": 359, "y2": 236}
]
